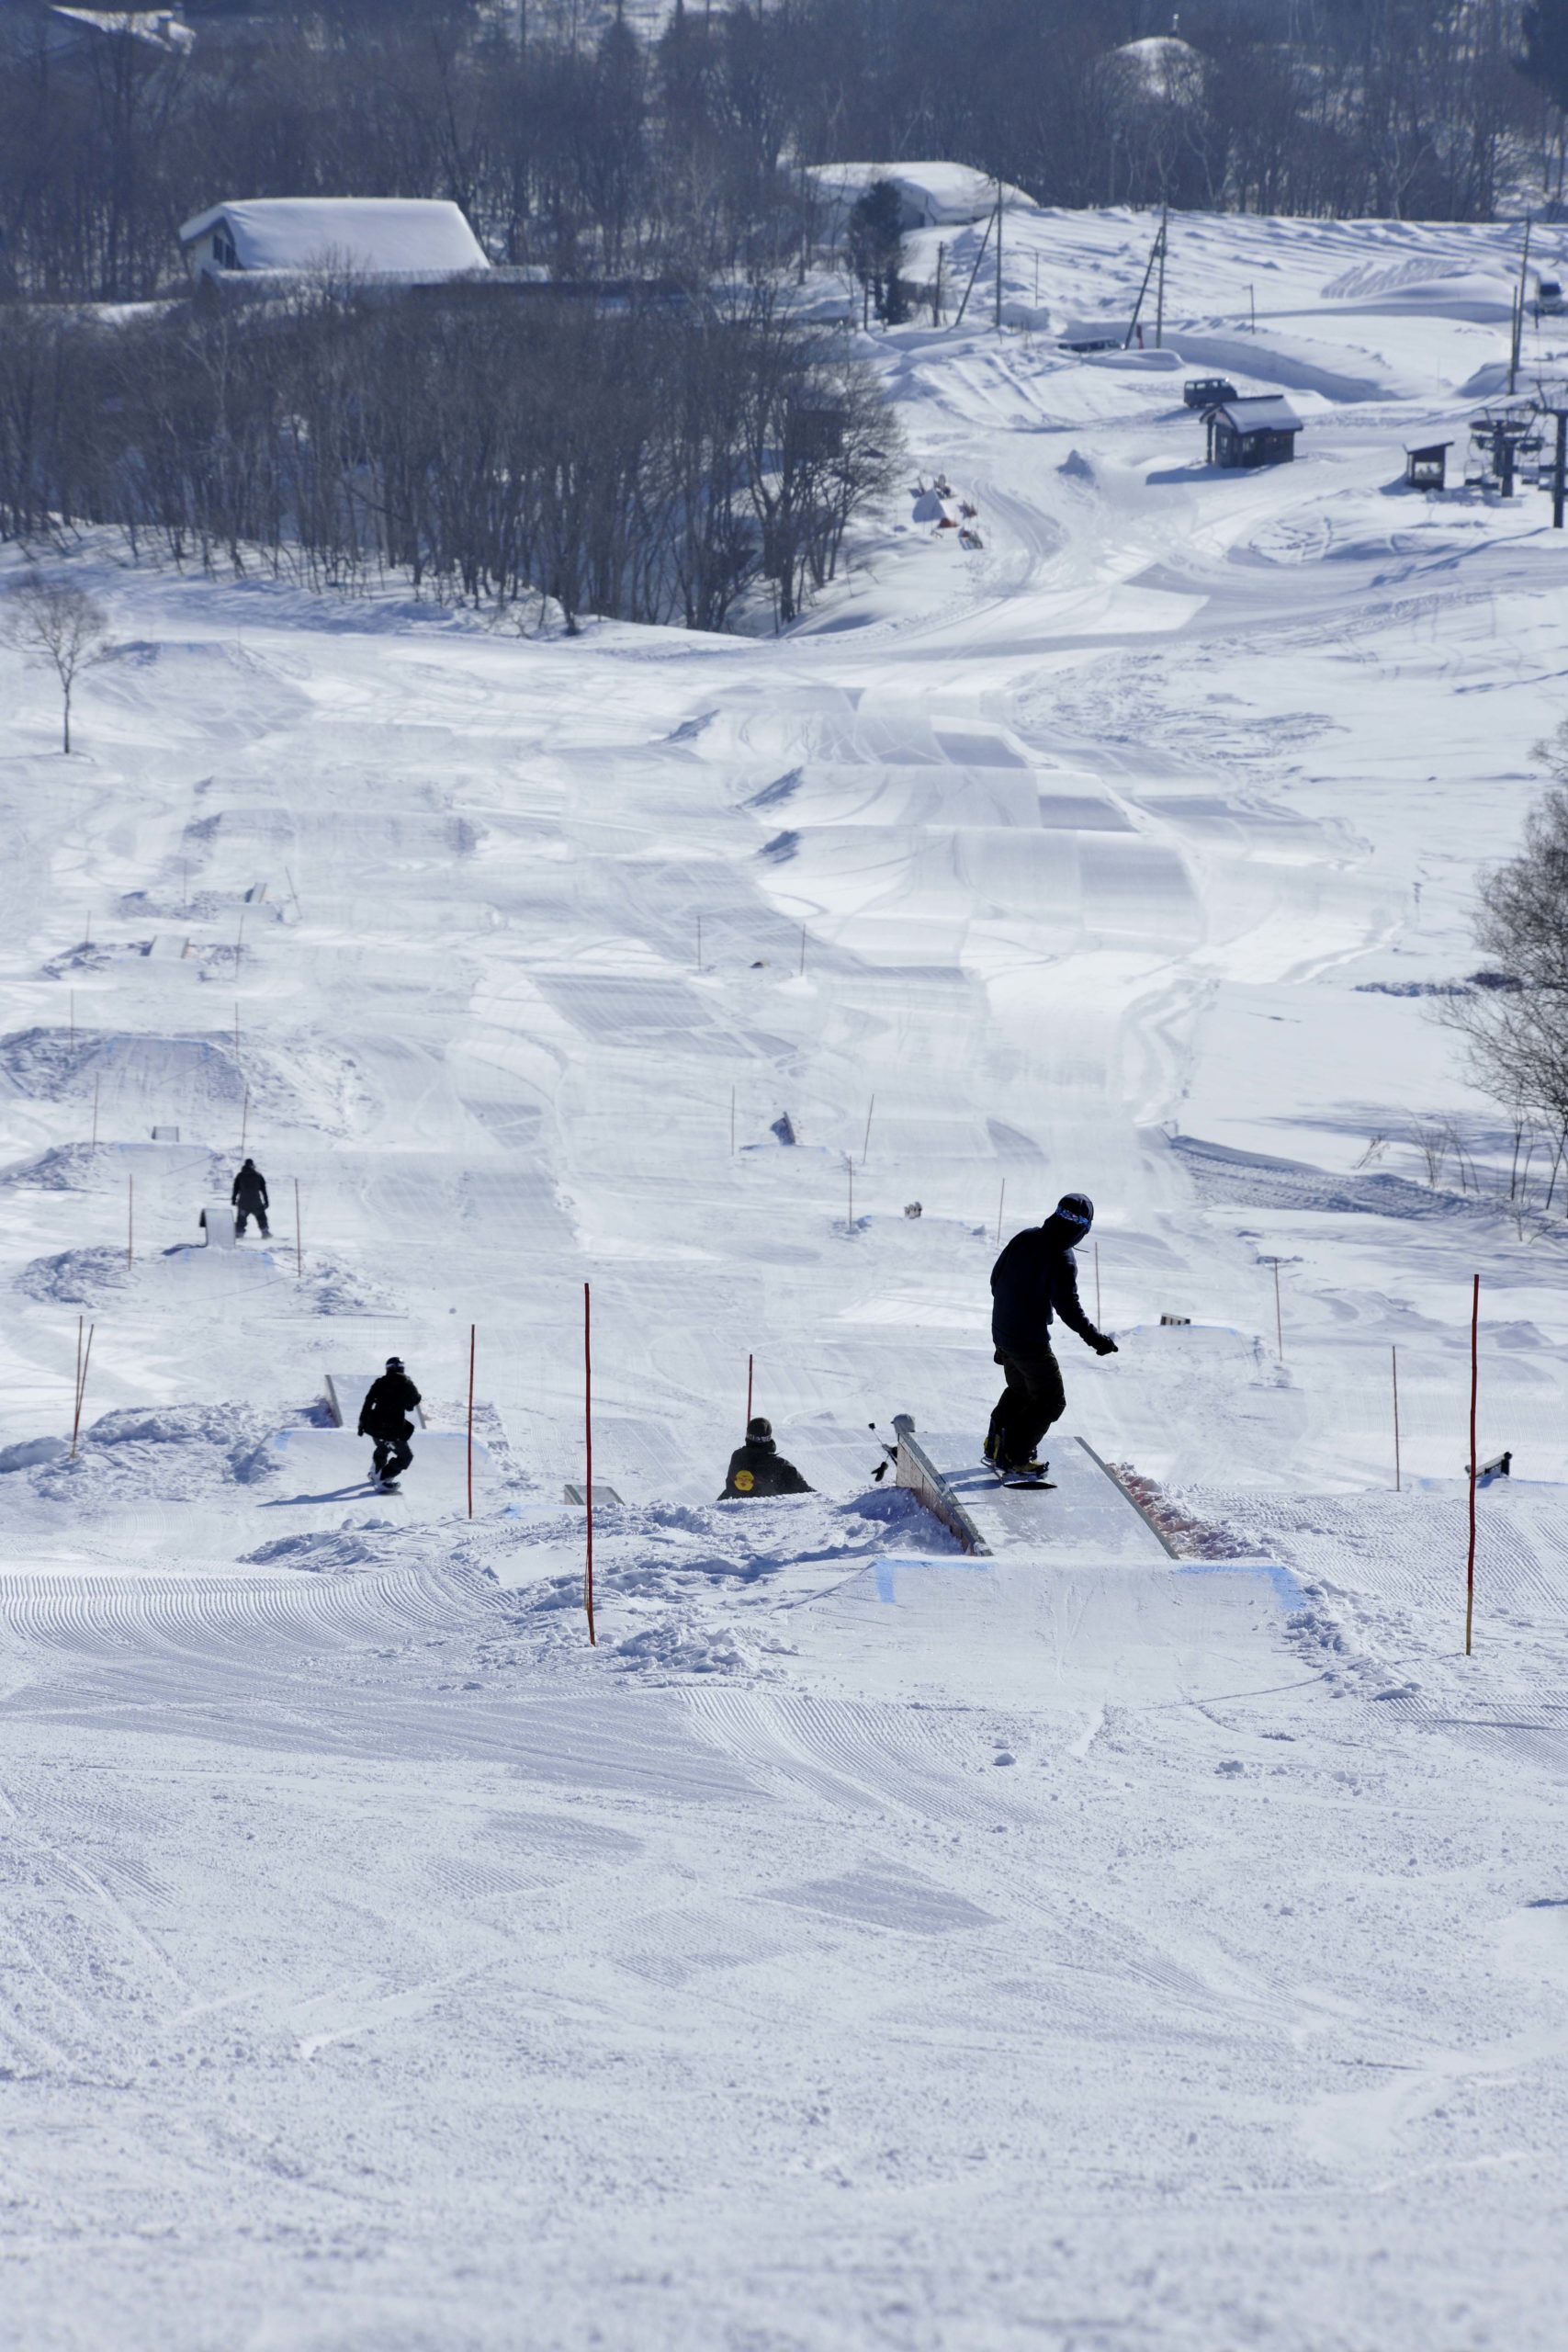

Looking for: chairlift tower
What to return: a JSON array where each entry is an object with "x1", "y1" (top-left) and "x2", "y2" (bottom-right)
[
  {"x1": 1529, "y1": 380, "x2": 1568, "y2": 526},
  {"x1": 1466, "y1": 404, "x2": 1542, "y2": 497}
]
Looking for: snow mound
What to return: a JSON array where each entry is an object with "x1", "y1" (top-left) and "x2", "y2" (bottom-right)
[
  {"x1": 0, "y1": 1435, "x2": 68, "y2": 1474},
  {"x1": 2, "y1": 1143, "x2": 115, "y2": 1191},
  {"x1": 28, "y1": 1403, "x2": 281, "y2": 1502},
  {"x1": 16, "y1": 1246, "x2": 134, "y2": 1306},
  {"x1": 240, "y1": 1524, "x2": 395, "y2": 1572},
  {"x1": 611, "y1": 1618, "x2": 773, "y2": 1679}
]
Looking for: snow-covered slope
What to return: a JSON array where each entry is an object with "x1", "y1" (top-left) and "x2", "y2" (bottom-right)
[{"x1": 5, "y1": 207, "x2": 1568, "y2": 2351}]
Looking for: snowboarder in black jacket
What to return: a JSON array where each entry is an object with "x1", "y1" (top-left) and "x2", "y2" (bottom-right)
[
  {"x1": 720, "y1": 1418, "x2": 813, "y2": 1499},
  {"x1": 231, "y1": 1158, "x2": 269, "y2": 1238},
  {"x1": 358, "y1": 1357, "x2": 422, "y2": 1487},
  {"x1": 986, "y1": 1192, "x2": 1117, "y2": 1474}
]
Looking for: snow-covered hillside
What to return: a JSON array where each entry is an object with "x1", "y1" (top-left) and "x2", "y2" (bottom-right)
[{"x1": 5, "y1": 208, "x2": 1568, "y2": 2351}]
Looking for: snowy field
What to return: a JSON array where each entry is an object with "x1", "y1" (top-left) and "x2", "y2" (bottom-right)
[{"x1": 5, "y1": 206, "x2": 1568, "y2": 2350}]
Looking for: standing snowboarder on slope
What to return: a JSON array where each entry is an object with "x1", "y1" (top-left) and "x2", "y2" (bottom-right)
[
  {"x1": 986, "y1": 1192, "x2": 1117, "y2": 1476},
  {"x1": 720, "y1": 1418, "x2": 813, "y2": 1499},
  {"x1": 358, "y1": 1357, "x2": 421, "y2": 1489},
  {"x1": 231, "y1": 1158, "x2": 270, "y2": 1238}
]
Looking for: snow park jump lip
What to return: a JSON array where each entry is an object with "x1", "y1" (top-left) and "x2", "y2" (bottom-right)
[{"x1": 8, "y1": 200, "x2": 1568, "y2": 2349}]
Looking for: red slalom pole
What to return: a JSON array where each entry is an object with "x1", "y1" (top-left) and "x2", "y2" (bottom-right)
[
  {"x1": 746, "y1": 1351, "x2": 754, "y2": 1426},
  {"x1": 467, "y1": 1322, "x2": 475, "y2": 1520},
  {"x1": 583, "y1": 1282, "x2": 596, "y2": 1646},
  {"x1": 1465, "y1": 1273, "x2": 1479, "y2": 1657}
]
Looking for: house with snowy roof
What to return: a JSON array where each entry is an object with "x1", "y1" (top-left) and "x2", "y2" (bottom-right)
[
  {"x1": 177, "y1": 198, "x2": 490, "y2": 286},
  {"x1": 805, "y1": 162, "x2": 1038, "y2": 237},
  {"x1": 1203, "y1": 394, "x2": 1303, "y2": 469},
  {"x1": 1, "y1": 3, "x2": 193, "y2": 61}
]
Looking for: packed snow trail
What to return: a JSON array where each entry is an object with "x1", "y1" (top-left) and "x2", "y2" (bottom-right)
[{"x1": 5, "y1": 207, "x2": 1568, "y2": 2349}]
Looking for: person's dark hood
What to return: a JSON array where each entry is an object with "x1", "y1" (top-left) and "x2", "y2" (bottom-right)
[{"x1": 1040, "y1": 1191, "x2": 1094, "y2": 1250}]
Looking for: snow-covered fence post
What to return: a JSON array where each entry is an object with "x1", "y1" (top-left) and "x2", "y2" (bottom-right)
[
  {"x1": 583, "y1": 1282, "x2": 596, "y2": 1647},
  {"x1": 1392, "y1": 1344, "x2": 1402, "y2": 1493},
  {"x1": 240, "y1": 1087, "x2": 249, "y2": 1155},
  {"x1": 1465, "y1": 1275, "x2": 1480, "y2": 1656},
  {"x1": 467, "y1": 1323, "x2": 475, "y2": 1521},
  {"x1": 861, "y1": 1095, "x2": 874, "y2": 1165}
]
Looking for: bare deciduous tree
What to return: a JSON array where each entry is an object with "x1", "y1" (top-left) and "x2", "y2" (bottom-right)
[
  {"x1": 2, "y1": 571, "x2": 117, "y2": 753},
  {"x1": 1438, "y1": 760, "x2": 1568, "y2": 1182}
]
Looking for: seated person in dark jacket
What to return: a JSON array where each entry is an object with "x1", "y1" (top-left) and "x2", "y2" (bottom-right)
[
  {"x1": 985, "y1": 1191, "x2": 1117, "y2": 1474},
  {"x1": 357, "y1": 1356, "x2": 422, "y2": 1487},
  {"x1": 720, "y1": 1417, "x2": 813, "y2": 1499}
]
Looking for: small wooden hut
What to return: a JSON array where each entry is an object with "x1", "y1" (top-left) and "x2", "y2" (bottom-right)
[{"x1": 1203, "y1": 394, "x2": 1303, "y2": 469}]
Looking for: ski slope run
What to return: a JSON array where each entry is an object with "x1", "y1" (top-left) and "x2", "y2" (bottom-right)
[{"x1": 4, "y1": 205, "x2": 1568, "y2": 2351}]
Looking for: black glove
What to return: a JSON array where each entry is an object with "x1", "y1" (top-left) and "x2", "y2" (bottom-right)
[{"x1": 1092, "y1": 1334, "x2": 1119, "y2": 1356}]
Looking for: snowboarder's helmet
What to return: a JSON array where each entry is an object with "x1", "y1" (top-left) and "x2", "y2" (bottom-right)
[
  {"x1": 1054, "y1": 1193, "x2": 1094, "y2": 1231},
  {"x1": 386, "y1": 1355, "x2": 404, "y2": 1371},
  {"x1": 747, "y1": 1417, "x2": 773, "y2": 1441}
]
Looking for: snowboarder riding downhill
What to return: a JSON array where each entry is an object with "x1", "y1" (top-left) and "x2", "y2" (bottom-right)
[
  {"x1": 358, "y1": 1357, "x2": 421, "y2": 1489},
  {"x1": 986, "y1": 1192, "x2": 1117, "y2": 1481},
  {"x1": 720, "y1": 1418, "x2": 813, "y2": 1499},
  {"x1": 231, "y1": 1158, "x2": 270, "y2": 1238}
]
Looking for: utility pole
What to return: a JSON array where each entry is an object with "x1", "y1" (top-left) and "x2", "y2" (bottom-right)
[
  {"x1": 1510, "y1": 215, "x2": 1532, "y2": 395},
  {"x1": 1122, "y1": 209, "x2": 1164, "y2": 350},
  {"x1": 994, "y1": 175, "x2": 1003, "y2": 333},
  {"x1": 1154, "y1": 199, "x2": 1168, "y2": 350}
]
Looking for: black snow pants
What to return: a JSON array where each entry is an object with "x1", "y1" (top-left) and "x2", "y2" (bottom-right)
[
  {"x1": 372, "y1": 1432, "x2": 413, "y2": 1482},
  {"x1": 986, "y1": 1344, "x2": 1066, "y2": 1468},
  {"x1": 235, "y1": 1203, "x2": 269, "y2": 1237}
]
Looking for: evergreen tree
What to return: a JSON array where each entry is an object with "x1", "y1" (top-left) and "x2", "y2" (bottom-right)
[{"x1": 846, "y1": 180, "x2": 908, "y2": 325}]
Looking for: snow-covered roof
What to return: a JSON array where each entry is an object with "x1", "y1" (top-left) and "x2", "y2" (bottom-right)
[
  {"x1": 911, "y1": 489, "x2": 961, "y2": 525},
  {"x1": 1210, "y1": 394, "x2": 1303, "y2": 433},
  {"x1": 177, "y1": 198, "x2": 490, "y2": 277},
  {"x1": 50, "y1": 6, "x2": 194, "y2": 51},
  {"x1": 807, "y1": 162, "x2": 1039, "y2": 232}
]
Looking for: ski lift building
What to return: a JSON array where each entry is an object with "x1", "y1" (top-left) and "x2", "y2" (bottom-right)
[
  {"x1": 1404, "y1": 441, "x2": 1451, "y2": 490},
  {"x1": 1203, "y1": 394, "x2": 1302, "y2": 469}
]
